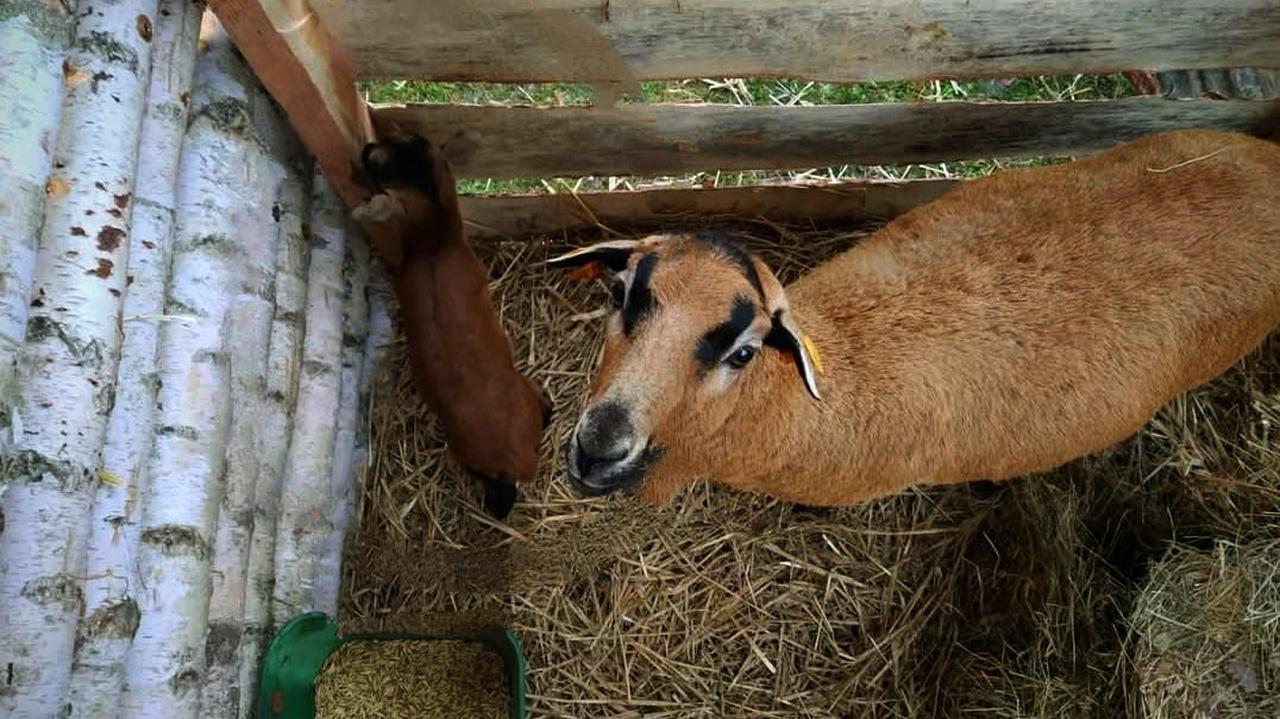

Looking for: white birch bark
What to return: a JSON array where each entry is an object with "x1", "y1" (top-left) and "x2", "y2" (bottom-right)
[
  {"x1": 236, "y1": 157, "x2": 312, "y2": 718},
  {"x1": 0, "y1": 0, "x2": 160, "y2": 713},
  {"x1": 0, "y1": 0, "x2": 75, "y2": 456},
  {"x1": 118, "y1": 20, "x2": 270, "y2": 717},
  {"x1": 67, "y1": 1, "x2": 202, "y2": 713},
  {"x1": 325, "y1": 262, "x2": 393, "y2": 609},
  {"x1": 270, "y1": 171, "x2": 347, "y2": 627},
  {"x1": 198, "y1": 84, "x2": 295, "y2": 719},
  {"x1": 311, "y1": 224, "x2": 371, "y2": 615}
]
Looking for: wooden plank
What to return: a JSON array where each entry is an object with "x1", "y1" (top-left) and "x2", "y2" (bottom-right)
[
  {"x1": 376, "y1": 97, "x2": 1280, "y2": 181},
  {"x1": 457, "y1": 180, "x2": 960, "y2": 241},
  {"x1": 309, "y1": 0, "x2": 1280, "y2": 83},
  {"x1": 1154, "y1": 68, "x2": 1280, "y2": 100},
  {"x1": 206, "y1": 1, "x2": 372, "y2": 206}
]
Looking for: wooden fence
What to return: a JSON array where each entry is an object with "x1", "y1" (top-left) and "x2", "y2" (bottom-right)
[{"x1": 299, "y1": 0, "x2": 1278, "y2": 239}]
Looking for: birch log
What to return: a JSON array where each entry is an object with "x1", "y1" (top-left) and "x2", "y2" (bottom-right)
[
  {"x1": 311, "y1": 223, "x2": 370, "y2": 615},
  {"x1": 0, "y1": 0, "x2": 160, "y2": 712},
  {"x1": 198, "y1": 86, "x2": 294, "y2": 719},
  {"x1": 68, "y1": 1, "x2": 203, "y2": 713},
  {"x1": 0, "y1": 0, "x2": 74, "y2": 455},
  {"x1": 237, "y1": 158, "x2": 312, "y2": 718},
  {"x1": 270, "y1": 171, "x2": 347, "y2": 626},
  {"x1": 119, "y1": 20, "x2": 270, "y2": 717},
  {"x1": 334, "y1": 264, "x2": 394, "y2": 605}
]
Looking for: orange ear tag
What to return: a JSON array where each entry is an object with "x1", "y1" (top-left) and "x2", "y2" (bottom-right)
[{"x1": 568, "y1": 261, "x2": 605, "y2": 282}]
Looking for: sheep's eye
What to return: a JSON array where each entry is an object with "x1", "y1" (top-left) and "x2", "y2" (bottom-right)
[
  {"x1": 609, "y1": 280, "x2": 625, "y2": 309},
  {"x1": 726, "y1": 345, "x2": 756, "y2": 369}
]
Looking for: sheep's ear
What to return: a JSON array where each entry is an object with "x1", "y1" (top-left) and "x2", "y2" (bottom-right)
[
  {"x1": 548, "y1": 234, "x2": 674, "y2": 273},
  {"x1": 765, "y1": 309, "x2": 823, "y2": 401},
  {"x1": 753, "y1": 257, "x2": 823, "y2": 401},
  {"x1": 547, "y1": 236, "x2": 654, "y2": 272}
]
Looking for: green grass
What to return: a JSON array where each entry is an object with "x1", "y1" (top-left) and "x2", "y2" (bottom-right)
[
  {"x1": 363, "y1": 81, "x2": 596, "y2": 106},
  {"x1": 362, "y1": 74, "x2": 1135, "y2": 108},
  {"x1": 360, "y1": 74, "x2": 1138, "y2": 195}
]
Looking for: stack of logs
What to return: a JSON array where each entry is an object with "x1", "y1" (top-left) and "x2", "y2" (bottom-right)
[{"x1": 0, "y1": 5, "x2": 387, "y2": 717}]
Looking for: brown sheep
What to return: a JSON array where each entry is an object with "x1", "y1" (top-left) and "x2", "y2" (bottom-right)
[
  {"x1": 353, "y1": 132, "x2": 550, "y2": 519},
  {"x1": 549, "y1": 128, "x2": 1280, "y2": 507}
]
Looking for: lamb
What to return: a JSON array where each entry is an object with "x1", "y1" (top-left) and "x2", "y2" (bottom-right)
[
  {"x1": 353, "y1": 131, "x2": 550, "y2": 519},
  {"x1": 548, "y1": 128, "x2": 1280, "y2": 507}
]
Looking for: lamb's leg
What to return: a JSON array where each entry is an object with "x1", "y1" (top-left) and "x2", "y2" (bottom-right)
[{"x1": 350, "y1": 192, "x2": 405, "y2": 223}]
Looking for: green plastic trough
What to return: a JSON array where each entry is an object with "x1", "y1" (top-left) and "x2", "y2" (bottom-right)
[{"x1": 257, "y1": 612, "x2": 527, "y2": 718}]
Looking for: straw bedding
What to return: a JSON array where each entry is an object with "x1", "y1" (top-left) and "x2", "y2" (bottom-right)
[
  {"x1": 1132, "y1": 540, "x2": 1280, "y2": 718},
  {"x1": 339, "y1": 221, "x2": 1280, "y2": 718}
]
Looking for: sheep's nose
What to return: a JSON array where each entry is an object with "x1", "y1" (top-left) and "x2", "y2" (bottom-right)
[
  {"x1": 573, "y1": 402, "x2": 635, "y2": 477},
  {"x1": 574, "y1": 435, "x2": 630, "y2": 479}
]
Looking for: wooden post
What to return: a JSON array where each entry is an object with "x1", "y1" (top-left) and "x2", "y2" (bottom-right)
[{"x1": 205, "y1": 0, "x2": 373, "y2": 207}]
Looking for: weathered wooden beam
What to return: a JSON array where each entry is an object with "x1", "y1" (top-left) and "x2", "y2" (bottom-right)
[
  {"x1": 377, "y1": 97, "x2": 1280, "y2": 181},
  {"x1": 457, "y1": 180, "x2": 959, "y2": 241},
  {"x1": 310, "y1": 0, "x2": 1280, "y2": 83},
  {"x1": 1155, "y1": 68, "x2": 1280, "y2": 100},
  {"x1": 207, "y1": 0, "x2": 372, "y2": 206}
]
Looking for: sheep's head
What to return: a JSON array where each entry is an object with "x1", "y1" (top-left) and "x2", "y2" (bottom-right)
[{"x1": 548, "y1": 233, "x2": 822, "y2": 502}]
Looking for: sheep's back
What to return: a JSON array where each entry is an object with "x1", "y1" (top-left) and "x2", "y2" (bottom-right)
[{"x1": 791, "y1": 129, "x2": 1280, "y2": 484}]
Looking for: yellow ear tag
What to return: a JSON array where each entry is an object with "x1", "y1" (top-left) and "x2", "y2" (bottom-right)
[{"x1": 802, "y1": 335, "x2": 824, "y2": 374}]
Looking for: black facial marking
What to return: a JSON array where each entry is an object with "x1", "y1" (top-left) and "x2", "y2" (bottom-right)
[
  {"x1": 593, "y1": 402, "x2": 629, "y2": 436},
  {"x1": 576, "y1": 401, "x2": 634, "y2": 468},
  {"x1": 622, "y1": 253, "x2": 659, "y2": 335},
  {"x1": 609, "y1": 279, "x2": 625, "y2": 309},
  {"x1": 695, "y1": 231, "x2": 765, "y2": 302},
  {"x1": 695, "y1": 294, "x2": 758, "y2": 366}
]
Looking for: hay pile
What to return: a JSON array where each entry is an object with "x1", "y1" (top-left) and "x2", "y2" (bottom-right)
[
  {"x1": 1131, "y1": 540, "x2": 1280, "y2": 718},
  {"x1": 340, "y1": 222, "x2": 1280, "y2": 718}
]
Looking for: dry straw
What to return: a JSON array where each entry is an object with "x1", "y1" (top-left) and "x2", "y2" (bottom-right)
[
  {"x1": 341, "y1": 220, "x2": 1280, "y2": 718},
  {"x1": 1131, "y1": 539, "x2": 1279, "y2": 718}
]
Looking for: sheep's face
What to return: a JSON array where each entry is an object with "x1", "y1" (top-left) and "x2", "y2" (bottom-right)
[{"x1": 549, "y1": 233, "x2": 821, "y2": 502}]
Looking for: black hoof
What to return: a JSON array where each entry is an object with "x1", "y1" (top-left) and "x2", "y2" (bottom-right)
[{"x1": 481, "y1": 478, "x2": 517, "y2": 520}]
